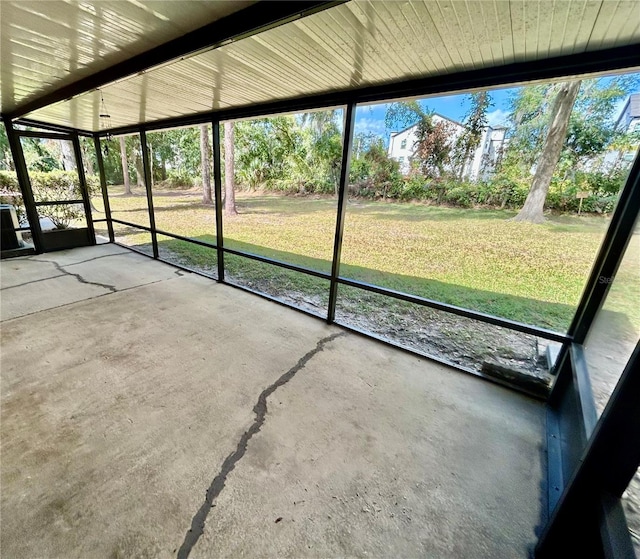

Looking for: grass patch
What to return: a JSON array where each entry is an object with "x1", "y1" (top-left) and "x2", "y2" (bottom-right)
[
  {"x1": 103, "y1": 187, "x2": 622, "y2": 332},
  {"x1": 159, "y1": 235, "x2": 330, "y2": 305}
]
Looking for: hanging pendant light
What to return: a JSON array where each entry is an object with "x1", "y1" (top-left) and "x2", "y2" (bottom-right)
[{"x1": 99, "y1": 91, "x2": 112, "y2": 155}]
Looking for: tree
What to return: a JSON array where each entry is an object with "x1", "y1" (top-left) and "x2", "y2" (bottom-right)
[
  {"x1": 133, "y1": 149, "x2": 145, "y2": 188},
  {"x1": 22, "y1": 137, "x2": 59, "y2": 172},
  {"x1": 504, "y1": 75, "x2": 637, "y2": 222},
  {"x1": 299, "y1": 110, "x2": 342, "y2": 194},
  {"x1": 513, "y1": 81, "x2": 581, "y2": 222},
  {"x1": 454, "y1": 92, "x2": 492, "y2": 179},
  {"x1": 606, "y1": 129, "x2": 640, "y2": 174},
  {"x1": 414, "y1": 117, "x2": 455, "y2": 178},
  {"x1": 146, "y1": 128, "x2": 199, "y2": 187},
  {"x1": 229, "y1": 110, "x2": 342, "y2": 195},
  {"x1": 224, "y1": 121, "x2": 237, "y2": 215},
  {"x1": 119, "y1": 136, "x2": 132, "y2": 195},
  {"x1": 235, "y1": 117, "x2": 294, "y2": 189},
  {"x1": 350, "y1": 138, "x2": 402, "y2": 199},
  {"x1": 385, "y1": 100, "x2": 456, "y2": 179},
  {"x1": 97, "y1": 137, "x2": 124, "y2": 185},
  {"x1": 0, "y1": 124, "x2": 13, "y2": 170},
  {"x1": 200, "y1": 124, "x2": 212, "y2": 204},
  {"x1": 60, "y1": 140, "x2": 76, "y2": 171},
  {"x1": 80, "y1": 138, "x2": 95, "y2": 176},
  {"x1": 564, "y1": 78, "x2": 637, "y2": 166}
]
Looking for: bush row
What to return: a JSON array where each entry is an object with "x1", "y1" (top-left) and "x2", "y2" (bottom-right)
[
  {"x1": 0, "y1": 170, "x2": 100, "y2": 194},
  {"x1": 248, "y1": 161, "x2": 625, "y2": 214},
  {"x1": 0, "y1": 170, "x2": 100, "y2": 228},
  {"x1": 344, "y1": 169, "x2": 626, "y2": 213},
  {"x1": 0, "y1": 167, "x2": 626, "y2": 217}
]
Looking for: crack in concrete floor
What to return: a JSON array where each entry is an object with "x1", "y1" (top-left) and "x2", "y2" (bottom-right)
[
  {"x1": 1, "y1": 274, "x2": 67, "y2": 290},
  {"x1": 1, "y1": 277, "x2": 179, "y2": 322},
  {"x1": 30, "y1": 258, "x2": 118, "y2": 292},
  {"x1": 177, "y1": 331, "x2": 347, "y2": 559},
  {"x1": 2, "y1": 252, "x2": 137, "y2": 292}
]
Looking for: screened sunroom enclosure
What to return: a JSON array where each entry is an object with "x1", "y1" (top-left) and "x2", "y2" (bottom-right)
[{"x1": 1, "y1": 1, "x2": 639, "y2": 556}]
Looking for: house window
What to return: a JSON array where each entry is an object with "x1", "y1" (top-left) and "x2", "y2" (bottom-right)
[
  {"x1": 400, "y1": 139, "x2": 407, "y2": 149},
  {"x1": 399, "y1": 156, "x2": 405, "y2": 162}
]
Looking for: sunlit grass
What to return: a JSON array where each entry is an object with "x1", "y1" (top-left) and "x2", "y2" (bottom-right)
[{"x1": 100, "y1": 186, "x2": 628, "y2": 332}]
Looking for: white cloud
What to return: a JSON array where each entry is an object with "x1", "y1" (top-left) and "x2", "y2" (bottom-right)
[
  {"x1": 486, "y1": 109, "x2": 509, "y2": 127},
  {"x1": 354, "y1": 116, "x2": 387, "y2": 138}
]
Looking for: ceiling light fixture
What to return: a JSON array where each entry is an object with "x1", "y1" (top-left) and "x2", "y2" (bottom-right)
[{"x1": 99, "y1": 91, "x2": 112, "y2": 155}]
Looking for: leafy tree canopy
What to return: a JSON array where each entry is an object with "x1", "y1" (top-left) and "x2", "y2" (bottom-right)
[{"x1": 504, "y1": 75, "x2": 639, "y2": 176}]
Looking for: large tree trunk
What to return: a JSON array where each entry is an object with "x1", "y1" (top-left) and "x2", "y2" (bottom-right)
[
  {"x1": 200, "y1": 124, "x2": 213, "y2": 205},
  {"x1": 457, "y1": 144, "x2": 472, "y2": 181},
  {"x1": 134, "y1": 151, "x2": 144, "y2": 188},
  {"x1": 61, "y1": 140, "x2": 76, "y2": 171},
  {"x1": 513, "y1": 80, "x2": 581, "y2": 223},
  {"x1": 224, "y1": 121, "x2": 237, "y2": 215},
  {"x1": 82, "y1": 143, "x2": 95, "y2": 175},
  {"x1": 148, "y1": 144, "x2": 154, "y2": 188},
  {"x1": 119, "y1": 137, "x2": 132, "y2": 195}
]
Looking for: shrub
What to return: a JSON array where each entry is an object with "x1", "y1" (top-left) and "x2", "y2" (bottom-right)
[
  {"x1": 0, "y1": 171, "x2": 101, "y2": 229},
  {"x1": 544, "y1": 169, "x2": 626, "y2": 214},
  {"x1": 164, "y1": 169, "x2": 194, "y2": 189},
  {"x1": 30, "y1": 171, "x2": 86, "y2": 229},
  {"x1": 347, "y1": 142, "x2": 403, "y2": 200},
  {"x1": 0, "y1": 170, "x2": 26, "y2": 224},
  {"x1": 480, "y1": 176, "x2": 529, "y2": 208},
  {"x1": 264, "y1": 177, "x2": 307, "y2": 195},
  {"x1": 397, "y1": 175, "x2": 429, "y2": 201},
  {"x1": 575, "y1": 169, "x2": 626, "y2": 214},
  {"x1": 443, "y1": 183, "x2": 474, "y2": 208},
  {"x1": 0, "y1": 170, "x2": 19, "y2": 190}
]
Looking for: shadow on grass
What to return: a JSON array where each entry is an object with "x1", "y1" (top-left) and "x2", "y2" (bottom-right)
[
  {"x1": 347, "y1": 202, "x2": 611, "y2": 233},
  {"x1": 156, "y1": 234, "x2": 574, "y2": 332},
  {"x1": 111, "y1": 224, "x2": 149, "y2": 237},
  {"x1": 232, "y1": 195, "x2": 338, "y2": 216},
  {"x1": 109, "y1": 207, "x2": 151, "y2": 223},
  {"x1": 151, "y1": 201, "x2": 216, "y2": 212},
  {"x1": 229, "y1": 196, "x2": 499, "y2": 220},
  {"x1": 347, "y1": 203, "x2": 517, "y2": 222},
  {"x1": 110, "y1": 193, "x2": 610, "y2": 242}
]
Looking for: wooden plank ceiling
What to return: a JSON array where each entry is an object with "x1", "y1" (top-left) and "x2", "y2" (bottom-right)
[{"x1": 2, "y1": 0, "x2": 639, "y2": 132}]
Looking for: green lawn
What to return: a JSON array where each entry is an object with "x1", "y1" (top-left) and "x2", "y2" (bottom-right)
[{"x1": 101, "y1": 186, "x2": 637, "y2": 333}]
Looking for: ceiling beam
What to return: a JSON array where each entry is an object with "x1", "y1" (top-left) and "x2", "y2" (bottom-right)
[
  {"x1": 5, "y1": 0, "x2": 346, "y2": 120},
  {"x1": 14, "y1": 118, "x2": 93, "y2": 137}
]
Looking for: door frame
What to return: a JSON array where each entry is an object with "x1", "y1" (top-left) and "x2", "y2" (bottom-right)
[{"x1": 4, "y1": 123, "x2": 95, "y2": 253}]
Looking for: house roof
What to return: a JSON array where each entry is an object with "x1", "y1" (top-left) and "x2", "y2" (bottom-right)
[
  {"x1": 2, "y1": 0, "x2": 639, "y2": 133},
  {"x1": 614, "y1": 92, "x2": 640, "y2": 130}
]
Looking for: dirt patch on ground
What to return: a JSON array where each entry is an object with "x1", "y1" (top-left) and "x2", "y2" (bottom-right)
[
  {"x1": 334, "y1": 289, "x2": 555, "y2": 380},
  {"x1": 153, "y1": 245, "x2": 555, "y2": 387}
]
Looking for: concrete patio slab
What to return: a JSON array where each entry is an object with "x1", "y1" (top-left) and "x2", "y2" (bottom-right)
[
  {"x1": 0, "y1": 245, "x2": 546, "y2": 558},
  {"x1": 1, "y1": 246, "x2": 179, "y2": 321}
]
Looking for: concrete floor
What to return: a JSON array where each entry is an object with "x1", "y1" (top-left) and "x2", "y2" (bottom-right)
[{"x1": 1, "y1": 245, "x2": 546, "y2": 558}]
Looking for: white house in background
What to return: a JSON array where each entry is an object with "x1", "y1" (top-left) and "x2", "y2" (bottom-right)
[
  {"x1": 388, "y1": 115, "x2": 507, "y2": 181},
  {"x1": 615, "y1": 92, "x2": 640, "y2": 134},
  {"x1": 464, "y1": 126, "x2": 508, "y2": 180},
  {"x1": 387, "y1": 114, "x2": 461, "y2": 174},
  {"x1": 585, "y1": 92, "x2": 640, "y2": 173}
]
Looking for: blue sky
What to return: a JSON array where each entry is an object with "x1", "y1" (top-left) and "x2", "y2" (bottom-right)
[
  {"x1": 353, "y1": 75, "x2": 636, "y2": 143},
  {"x1": 354, "y1": 86, "x2": 517, "y2": 140}
]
